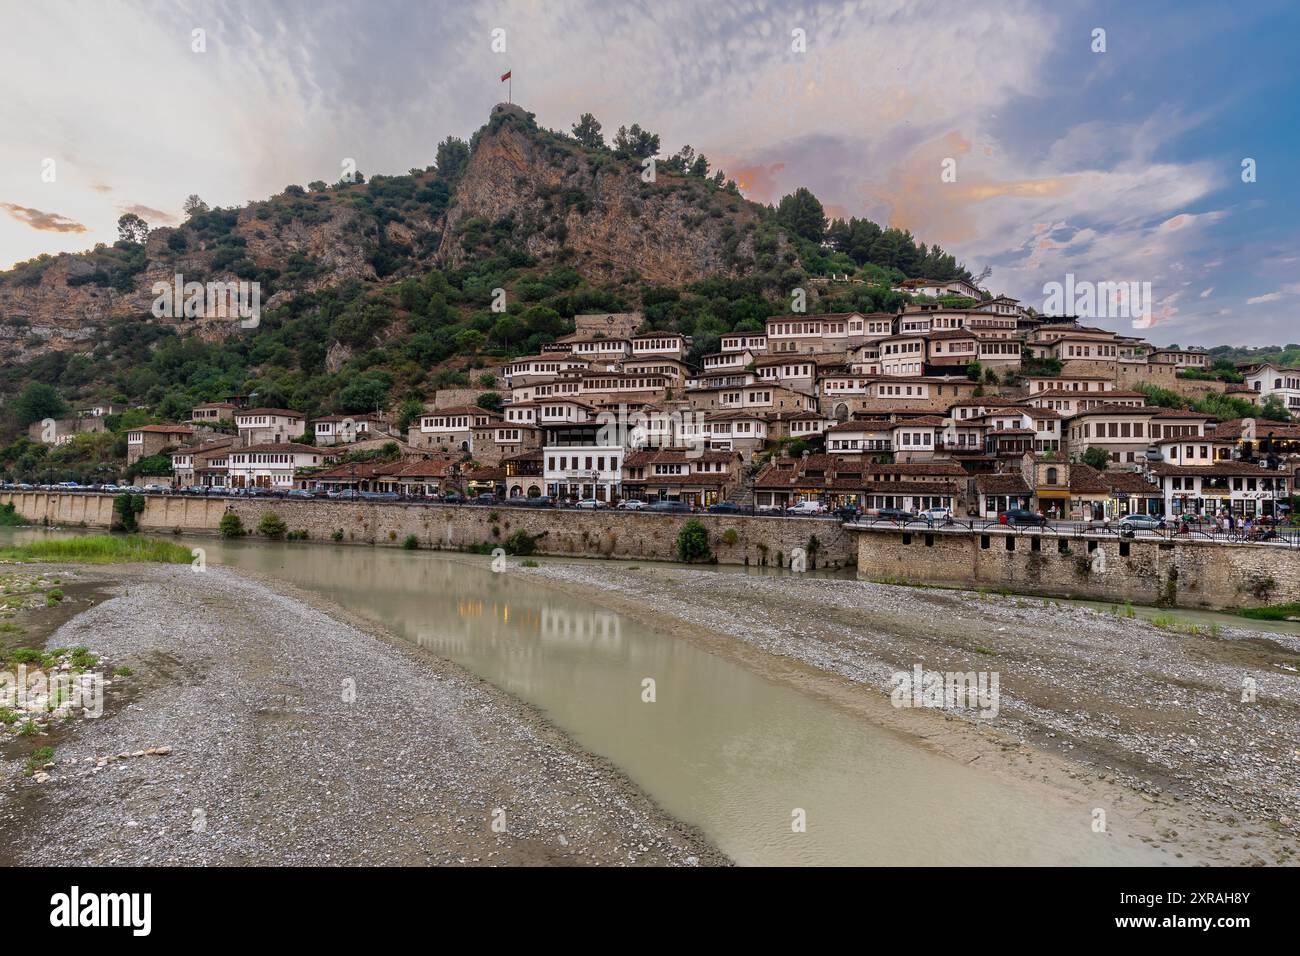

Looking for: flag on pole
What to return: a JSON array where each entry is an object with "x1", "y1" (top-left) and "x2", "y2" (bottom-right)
[{"x1": 500, "y1": 70, "x2": 511, "y2": 82}]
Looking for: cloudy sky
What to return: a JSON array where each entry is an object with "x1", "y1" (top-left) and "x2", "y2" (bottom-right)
[{"x1": 3, "y1": 0, "x2": 1297, "y2": 345}]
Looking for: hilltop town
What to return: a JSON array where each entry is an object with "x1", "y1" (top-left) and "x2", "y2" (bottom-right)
[
  {"x1": 8, "y1": 292, "x2": 1298, "y2": 527},
  {"x1": 1, "y1": 105, "x2": 1297, "y2": 523}
]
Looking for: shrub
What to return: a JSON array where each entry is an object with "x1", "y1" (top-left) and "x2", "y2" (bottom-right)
[
  {"x1": 331, "y1": 529, "x2": 345, "y2": 542},
  {"x1": 721, "y1": 528, "x2": 739, "y2": 546},
  {"x1": 257, "y1": 512, "x2": 288, "y2": 538},
  {"x1": 504, "y1": 530, "x2": 538, "y2": 556},
  {"x1": 219, "y1": 513, "x2": 246, "y2": 538},
  {"x1": 675, "y1": 520, "x2": 712, "y2": 563},
  {"x1": 112, "y1": 493, "x2": 145, "y2": 532},
  {"x1": 402, "y1": 534, "x2": 419, "y2": 550},
  {"x1": 45, "y1": 588, "x2": 64, "y2": 606}
]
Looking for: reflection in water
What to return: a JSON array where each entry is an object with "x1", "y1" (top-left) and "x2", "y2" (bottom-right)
[{"x1": 1, "y1": 529, "x2": 1176, "y2": 865}]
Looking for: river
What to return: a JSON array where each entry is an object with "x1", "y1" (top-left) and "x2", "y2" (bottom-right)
[{"x1": 6, "y1": 528, "x2": 1238, "y2": 864}]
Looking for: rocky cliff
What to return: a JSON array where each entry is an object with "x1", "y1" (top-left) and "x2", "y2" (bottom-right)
[
  {"x1": 0, "y1": 103, "x2": 792, "y2": 367},
  {"x1": 439, "y1": 104, "x2": 790, "y2": 286}
]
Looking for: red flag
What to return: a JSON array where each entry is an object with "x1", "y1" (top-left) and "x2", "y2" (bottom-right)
[{"x1": 500, "y1": 70, "x2": 511, "y2": 82}]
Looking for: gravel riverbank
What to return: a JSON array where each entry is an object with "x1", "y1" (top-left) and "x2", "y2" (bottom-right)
[
  {"x1": 0, "y1": 563, "x2": 724, "y2": 866},
  {"x1": 524, "y1": 562, "x2": 1300, "y2": 865}
]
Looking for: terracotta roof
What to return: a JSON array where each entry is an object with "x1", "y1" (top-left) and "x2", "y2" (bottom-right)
[
  {"x1": 1071, "y1": 404, "x2": 1158, "y2": 417},
  {"x1": 238, "y1": 408, "x2": 304, "y2": 418},
  {"x1": 129, "y1": 424, "x2": 194, "y2": 434},
  {"x1": 174, "y1": 438, "x2": 235, "y2": 455},
  {"x1": 975, "y1": 474, "x2": 1031, "y2": 495},
  {"x1": 866, "y1": 462, "x2": 968, "y2": 477},
  {"x1": 231, "y1": 442, "x2": 327, "y2": 455},
  {"x1": 423, "y1": 405, "x2": 502, "y2": 417},
  {"x1": 1146, "y1": 462, "x2": 1285, "y2": 477},
  {"x1": 1066, "y1": 463, "x2": 1110, "y2": 494},
  {"x1": 1104, "y1": 471, "x2": 1162, "y2": 494},
  {"x1": 862, "y1": 480, "x2": 964, "y2": 495},
  {"x1": 1030, "y1": 389, "x2": 1145, "y2": 399}
]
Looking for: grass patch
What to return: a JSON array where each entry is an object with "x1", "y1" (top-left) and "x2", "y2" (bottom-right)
[
  {"x1": 0, "y1": 503, "x2": 26, "y2": 527},
  {"x1": 1239, "y1": 602, "x2": 1300, "y2": 621},
  {"x1": 25, "y1": 745, "x2": 55, "y2": 775},
  {"x1": 0, "y1": 535, "x2": 192, "y2": 565}
]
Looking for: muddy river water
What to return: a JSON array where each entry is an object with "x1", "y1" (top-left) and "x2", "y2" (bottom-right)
[{"x1": 7, "y1": 527, "x2": 1222, "y2": 864}]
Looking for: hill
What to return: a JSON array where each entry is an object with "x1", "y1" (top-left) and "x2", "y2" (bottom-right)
[{"x1": 0, "y1": 103, "x2": 971, "y2": 435}]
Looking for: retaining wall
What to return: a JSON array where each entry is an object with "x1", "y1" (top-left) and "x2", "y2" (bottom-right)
[
  {"x1": 0, "y1": 492, "x2": 853, "y2": 568},
  {"x1": 855, "y1": 525, "x2": 1299, "y2": 610}
]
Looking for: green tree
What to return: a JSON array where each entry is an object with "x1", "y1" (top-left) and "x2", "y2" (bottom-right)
[
  {"x1": 435, "y1": 137, "x2": 470, "y2": 183},
  {"x1": 1081, "y1": 447, "x2": 1112, "y2": 470},
  {"x1": 775, "y1": 187, "x2": 827, "y2": 242},
  {"x1": 116, "y1": 212, "x2": 149, "y2": 244},
  {"x1": 112, "y1": 493, "x2": 145, "y2": 532},
  {"x1": 395, "y1": 397, "x2": 425, "y2": 434},
  {"x1": 675, "y1": 519, "x2": 712, "y2": 563},
  {"x1": 613, "y1": 123, "x2": 660, "y2": 160},
  {"x1": 257, "y1": 512, "x2": 287, "y2": 538},
  {"x1": 1260, "y1": 394, "x2": 1292, "y2": 422},
  {"x1": 571, "y1": 113, "x2": 605, "y2": 149},
  {"x1": 219, "y1": 513, "x2": 246, "y2": 538},
  {"x1": 455, "y1": 328, "x2": 486, "y2": 356},
  {"x1": 183, "y1": 194, "x2": 208, "y2": 217},
  {"x1": 13, "y1": 382, "x2": 67, "y2": 427}
]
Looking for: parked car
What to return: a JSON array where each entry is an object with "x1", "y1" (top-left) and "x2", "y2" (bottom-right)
[
  {"x1": 361, "y1": 491, "x2": 399, "y2": 501},
  {"x1": 922, "y1": 507, "x2": 952, "y2": 524},
  {"x1": 1001, "y1": 508, "x2": 1047, "y2": 527},
  {"x1": 874, "y1": 507, "x2": 911, "y2": 522},
  {"x1": 707, "y1": 501, "x2": 742, "y2": 514},
  {"x1": 1118, "y1": 513, "x2": 1165, "y2": 530},
  {"x1": 755, "y1": 503, "x2": 784, "y2": 514},
  {"x1": 286, "y1": 489, "x2": 316, "y2": 499},
  {"x1": 142, "y1": 484, "x2": 170, "y2": 494},
  {"x1": 471, "y1": 493, "x2": 499, "y2": 505},
  {"x1": 617, "y1": 499, "x2": 647, "y2": 511},
  {"x1": 833, "y1": 505, "x2": 862, "y2": 521},
  {"x1": 648, "y1": 499, "x2": 691, "y2": 513},
  {"x1": 574, "y1": 498, "x2": 606, "y2": 509},
  {"x1": 786, "y1": 500, "x2": 827, "y2": 515},
  {"x1": 441, "y1": 492, "x2": 464, "y2": 504},
  {"x1": 327, "y1": 489, "x2": 363, "y2": 500}
]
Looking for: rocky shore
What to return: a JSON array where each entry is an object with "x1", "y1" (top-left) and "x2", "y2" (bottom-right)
[
  {"x1": 524, "y1": 562, "x2": 1300, "y2": 866},
  {"x1": 0, "y1": 563, "x2": 724, "y2": 866}
]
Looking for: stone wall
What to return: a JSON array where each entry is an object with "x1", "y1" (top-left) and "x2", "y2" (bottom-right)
[
  {"x1": 8, "y1": 490, "x2": 1295, "y2": 606},
  {"x1": 0, "y1": 492, "x2": 854, "y2": 569},
  {"x1": 855, "y1": 525, "x2": 1299, "y2": 610}
]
